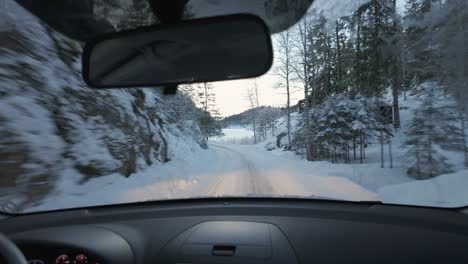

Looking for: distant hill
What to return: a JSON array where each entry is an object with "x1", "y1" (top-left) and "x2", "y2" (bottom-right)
[{"x1": 220, "y1": 106, "x2": 285, "y2": 128}]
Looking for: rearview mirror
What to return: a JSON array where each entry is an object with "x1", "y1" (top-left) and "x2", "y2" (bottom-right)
[{"x1": 82, "y1": 15, "x2": 273, "y2": 88}]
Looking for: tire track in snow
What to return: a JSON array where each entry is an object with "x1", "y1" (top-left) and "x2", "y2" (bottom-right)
[{"x1": 208, "y1": 143, "x2": 274, "y2": 196}]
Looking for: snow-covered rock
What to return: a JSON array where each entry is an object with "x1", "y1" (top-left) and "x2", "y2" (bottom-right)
[{"x1": 0, "y1": 0, "x2": 205, "y2": 210}]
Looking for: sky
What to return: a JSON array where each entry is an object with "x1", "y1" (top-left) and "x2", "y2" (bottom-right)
[{"x1": 212, "y1": 68, "x2": 303, "y2": 117}]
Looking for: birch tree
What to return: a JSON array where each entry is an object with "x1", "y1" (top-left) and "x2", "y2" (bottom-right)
[
  {"x1": 275, "y1": 30, "x2": 294, "y2": 147},
  {"x1": 246, "y1": 86, "x2": 259, "y2": 144}
]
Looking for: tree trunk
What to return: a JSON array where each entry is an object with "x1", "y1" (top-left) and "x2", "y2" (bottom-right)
[
  {"x1": 402, "y1": 52, "x2": 407, "y2": 101},
  {"x1": 428, "y1": 101, "x2": 434, "y2": 178},
  {"x1": 356, "y1": 15, "x2": 362, "y2": 89},
  {"x1": 326, "y1": 50, "x2": 332, "y2": 96},
  {"x1": 335, "y1": 23, "x2": 342, "y2": 90},
  {"x1": 371, "y1": 0, "x2": 381, "y2": 97},
  {"x1": 286, "y1": 83, "x2": 291, "y2": 147},
  {"x1": 360, "y1": 132, "x2": 363, "y2": 164},
  {"x1": 252, "y1": 107, "x2": 257, "y2": 144},
  {"x1": 460, "y1": 111, "x2": 468, "y2": 167},
  {"x1": 303, "y1": 61, "x2": 312, "y2": 160},
  {"x1": 456, "y1": 1, "x2": 467, "y2": 166},
  {"x1": 285, "y1": 32, "x2": 292, "y2": 147},
  {"x1": 333, "y1": 148, "x2": 337, "y2": 164},
  {"x1": 347, "y1": 142, "x2": 351, "y2": 163},
  {"x1": 353, "y1": 135, "x2": 357, "y2": 160},
  {"x1": 388, "y1": 139, "x2": 393, "y2": 169},
  {"x1": 298, "y1": 16, "x2": 313, "y2": 160},
  {"x1": 304, "y1": 103, "x2": 313, "y2": 160},
  {"x1": 392, "y1": 0, "x2": 401, "y2": 129},
  {"x1": 380, "y1": 131, "x2": 384, "y2": 168},
  {"x1": 203, "y1": 83, "x2": 208, "y2": 112},
  {"x1": 254, "y1": 81, "x2": 262, "y2": 142},
  {"x1": 392, "y1": 76, "x2": 401, "y2": 129},
  {"x1": 363, "y1": 134, "x2": 366, "y2": 160}
]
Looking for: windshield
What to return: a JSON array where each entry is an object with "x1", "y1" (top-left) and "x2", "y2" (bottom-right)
[{"x1": 0, "y1": 0, "x2": 467, "y2": 213}]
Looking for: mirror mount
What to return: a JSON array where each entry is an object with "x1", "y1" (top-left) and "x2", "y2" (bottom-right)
[
  {"x1": 162, "y1": 84, "x2": 178, "y2": 95},
  {"x1": 147, "y1": 0, "x2": 189, "y2": 24},
  {"x1": 147, "y1": 0, "x2": 190, "y2": 95}
]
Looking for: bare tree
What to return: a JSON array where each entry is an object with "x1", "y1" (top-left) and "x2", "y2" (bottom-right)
[
  {"x1": 253, "y1": 79, "x2": 268, "y2": 141},
  {"x1": 275, "y1": 30, "x2": 294, "y2": 147},
  {"x1": 246, "y1": 86, "x2": 258, "y2": 144},
  {"x1": 292, "y1": 11, "x2": 314, "y2": 160}
]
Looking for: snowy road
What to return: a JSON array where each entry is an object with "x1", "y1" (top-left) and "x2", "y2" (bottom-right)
[
  {"x1": 206, "y1": 142, "x2": 380, "y2": 202},
  {"x1": 206, "y1": 143, "x2": 274, "y2": 196},
  {"x1": 27, "y1": 141, "x2": 381, "y2": 212}
]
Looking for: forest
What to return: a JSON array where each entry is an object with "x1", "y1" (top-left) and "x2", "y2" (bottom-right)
[{"x1": 240, "y1": 0, "x2": 468, "y2": 180}]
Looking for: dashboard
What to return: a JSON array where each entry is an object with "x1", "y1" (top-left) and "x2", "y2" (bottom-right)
[
  {"x1": 23, "y1": 252, "x2": 95, "y2": 264},
  {"x1": 1, "y1": 198, "x2": 468, "y2": 264},
  {"x1": 14, "y1": 225, "x2": 133, "y2": 264}
]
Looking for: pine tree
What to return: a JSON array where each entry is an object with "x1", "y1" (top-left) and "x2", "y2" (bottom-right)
[
  {"x1": 312, "y1": 95, "x2": 356, "y2": 163},
  {"x1": 332, "y1": 18, "x2": 349, "y2": 94},
  {"x1": 352, "y1": 0, "x2": 395, "y2": 97},
  {"x1": 339, "y1": 22, "x2": 356, "y2": 93},
  {"x1": 403, "y1": 0, "x2": 438, "y2": 82},
  {"x1": 306, "y1": 13, "x2": 333, "y2": 103},
  {"x1": 404, "y1": 84, "x2": 457, "y2": 179},
  {"x1": 350, "y1": 95, "x2": 382, "y2": 163}
]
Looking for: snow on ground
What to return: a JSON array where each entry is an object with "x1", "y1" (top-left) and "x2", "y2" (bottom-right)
[
  {"x1": 27, "y1": 136, "x2": 468, "y2": 212},
  {"x1": 379, "y1": 170, "x2": 468, "y2": 207},
  {"x1": 217, "y1": 126, "x2": 254, "y2": 140},
  {"x1": 213, "y1": 126, "x2": 255, "y2": 144},
  {"x1": 27, "y1": 139, "x2": 220, "y2": 212},
  {"x1": 211, "y1": 142, "x2": 380, "y2": 202},
  {"x1": 27, "y1": 140, "x2": 381, "y2": 212}
]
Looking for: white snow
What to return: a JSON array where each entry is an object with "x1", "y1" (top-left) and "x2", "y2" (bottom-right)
[
  {"x1": 213, "y1": 143, "x2": 380, "y2": 201},
  {"x1": 379, "y1": 170, "x2": 468, "y2": 207},
  {"x1": 27, "y1": 141, "x2": 381, "y2": 212},
  {"x1": 214, "y1": 126, "x2": 255, "y2": 144},
  {"x1": 217, "y1": 126, "x2": 254, "y2": 140}
]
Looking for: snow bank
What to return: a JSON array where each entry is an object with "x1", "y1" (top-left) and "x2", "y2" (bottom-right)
[
  {"x1": 27, "y1": 142, "x2": 227, "y2": 212},
  {"x1": 379, "y1": 170, "x2": 468, "y2": 208}
]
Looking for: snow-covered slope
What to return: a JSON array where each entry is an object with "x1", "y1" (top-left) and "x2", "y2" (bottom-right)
[
  {"x1": 0, "y1": 0, "x2": 205, "y2": 211},
  {"x1": 379, "y1": 169, "x2": 468, "y2": 207}
]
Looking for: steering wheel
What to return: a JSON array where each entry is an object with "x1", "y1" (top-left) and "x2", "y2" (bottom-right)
[{"x1": 0, "y1": 233, "x2": 27, "y2": 264}]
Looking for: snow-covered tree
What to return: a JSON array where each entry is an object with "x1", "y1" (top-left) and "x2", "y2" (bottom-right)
[
  {"x1": 404, "y1": 83, "x2": 462, "y2": 179},
  {"x1": 312, "y1": 95, "x2": 355, "y2": 163},
  {"x1": 350, "y1": 95, "x2": 385, "y2": 163}
]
